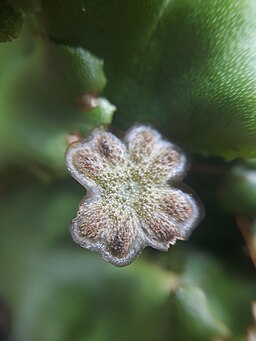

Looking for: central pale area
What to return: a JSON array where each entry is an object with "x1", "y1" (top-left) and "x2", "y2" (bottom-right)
[{"x1": 99, "y1": 164, "x2": 155, "y2": 213}]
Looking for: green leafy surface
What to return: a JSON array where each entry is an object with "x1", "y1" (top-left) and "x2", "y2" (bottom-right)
[{"x1": 37, "y1": 0, "x2": 256, "y2": 159}]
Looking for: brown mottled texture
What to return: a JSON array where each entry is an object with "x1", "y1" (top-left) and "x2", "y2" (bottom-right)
[
  {"x1": 66, "y1": 125, "x2": 202, "y2": 266},
  {"x1": 126, "y1": 126, "x2": 159, "y2": 163},
  {"x1": 107, "y1": 217, "x2": 135, "y2": 258},
  {"x1": 93, "y1": 132, "x2": 126, "y2": 164},
  {"x1": 158, "y1": 190, "x2": 193, "y2": 222},
  {"x1": 76, "y1": 204, "x2": 110, "y2": 239},
  {"x1": 71, "y1": 148, "x2": 104, "y2": 183},
  {"x1": 142, "y1": 211, "x2": 181, "y2": 245},
  {"x1": 147, "y1": 147, "x2": 181, "y2": 181},
  {"x1": 73, "y1": 149, "x2": 103, "y2": 172}
]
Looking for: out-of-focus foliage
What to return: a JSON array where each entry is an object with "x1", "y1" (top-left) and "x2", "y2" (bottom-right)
[
  {"x1": 0, "y1": 34, "x2": 115, "y2": 174},
  {"x1": 0, "y1": 175, "x2": 254, "y2": 340},
  {"x1": 0, "y1": 1, "x2": 256, "y2": 341},
  {"x1": 0, "y1": 0, "x2": 23, "y2": 42},
  {"x1": 221, "y1": 160, "x2": 256, "y2": 216}
]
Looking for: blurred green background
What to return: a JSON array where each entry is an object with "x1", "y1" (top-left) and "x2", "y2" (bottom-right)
[{"x1": 0, "y1": 1, "x2": 255, "y2": 340}]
